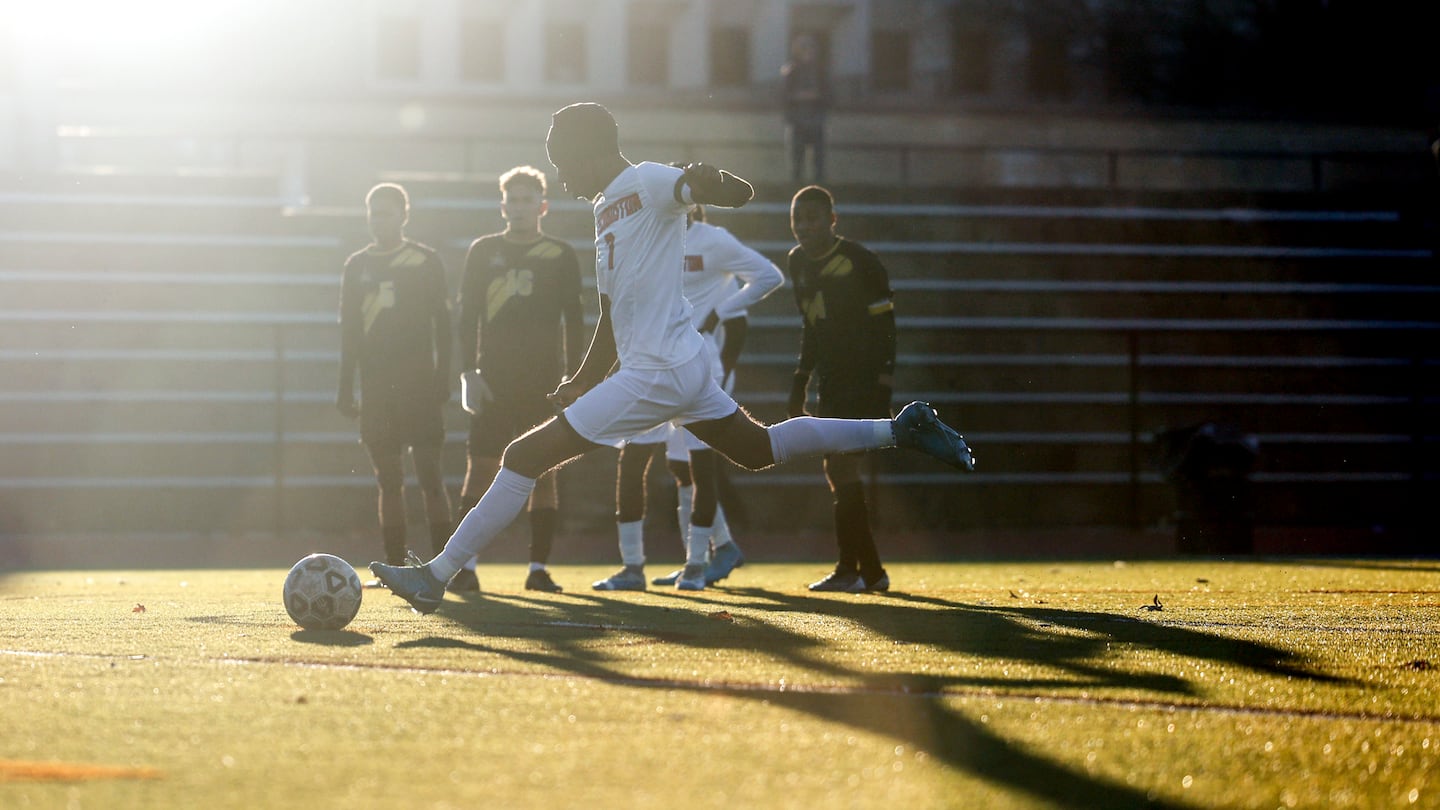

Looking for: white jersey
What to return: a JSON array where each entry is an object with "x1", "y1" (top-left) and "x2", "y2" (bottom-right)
[
  {"x1": 593, "y1": 161, "x2": 703, "y2": 371},
  {"x1": 682, "y1": 220, "x2": 784, "y2": 328}
]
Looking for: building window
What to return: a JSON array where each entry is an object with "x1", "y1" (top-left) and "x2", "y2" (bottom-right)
[
  {"x1": 628, "y1": 22, "x2": 668, "y2": 86},
  {"x1": 1026, "y1": 29, "x2": 1072, "y2": 100},
  {"x1": 950, "y1": 26, "x2": 992, "y2": 95},
  {"x1": 545, "y1": 22, "x2": 586, "y2": 83},
  {"x1": 460, "y1": 18, "x2": 504, "y2": 82},
  {"x1": 377, "y1": 16, "x2": 421, "y2": 80},
  {"x1": 871, "y1": 30, "x2": 911, "y2": 92},
  {"x1": 709, "y1": 26, "x2": 751, "y2": 87}
]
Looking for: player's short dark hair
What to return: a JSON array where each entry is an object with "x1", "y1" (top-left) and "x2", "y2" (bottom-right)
[
  {"x1": 547, "y1": 102, "x2": 620, "y2": 165},
  {"x1": 791, "y1": 184, "x2": 834, "y2": 216},
  {"x1": 366, "y1": 182, "x2": 409, "y2": 210},
  {"x1": 499, "y1": 165, "x2": 547, "y2": 197}
]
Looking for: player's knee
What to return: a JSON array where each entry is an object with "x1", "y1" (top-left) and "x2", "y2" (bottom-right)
[
  {"x1": 499, "y1": 436, "x2": 546, "y2": 478},
  {"x1": 727, "y1": 436, "x2": 775, "y2": 471},
  {"x1": 697, "y1": 413, "x2": 774, "y2": 471}
]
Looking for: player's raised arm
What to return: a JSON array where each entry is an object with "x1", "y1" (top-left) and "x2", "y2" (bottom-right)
[{"x1": 679, "y1": 162, "x2": 753, "y2": 208}]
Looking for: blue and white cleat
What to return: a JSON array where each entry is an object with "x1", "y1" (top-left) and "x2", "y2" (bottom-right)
[
  {"x1": 368, "y1": 560, "x2": 447, "y2": 614},
  {"x1": 704, "y1": 541, "x2": 745, "y2": 585},
  {"x1": 675, "y1": 564, "x2": 707, "y2": 591},
  {"x1": 651, "y1": 568, "x2": 684, "y2": 587},
  {"x1": 593, "y1": 565, "x2": 647, "y2": 591},
  {"x1": 892, "y1": 401, "x2": 975, "y2": 472}
]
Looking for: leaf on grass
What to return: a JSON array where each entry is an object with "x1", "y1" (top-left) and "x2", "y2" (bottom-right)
[
  {"x1": 132, "y1": 604, "x2": 146, "y2": 614},
  {"x1": 1009, "y1": 590, "x2": 1021, "y2": 599},
  {"x1": 709, "y1": 610, "x2": 735, "y2": 622},
  {"x1": 1401, "y1": 660, "x2": 1433, "y2": 671},
  {"x1": 1142, "y1": 595, "x2": 1163, "y2": 612},
  {"x1": 1196, "y1": 578, "x2": 1210, "y2": 584}
]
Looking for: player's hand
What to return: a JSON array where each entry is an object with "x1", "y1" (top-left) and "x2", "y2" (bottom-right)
[
  {"x1": 547, "y1": 376, "x2": 582, "y2": 412},
  {"x1": 335, "y1": 393, "x2": 360, "y2": 420},
  {"x1": 698, "y1": 309, "x2": 721, "y2": 334},
  {"x1": 681, "y1": 162, "x2": 722, "y2": 194}
]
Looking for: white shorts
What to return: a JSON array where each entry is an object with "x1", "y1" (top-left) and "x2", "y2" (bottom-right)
[
  {"x1": 565, "y1": 347, "x2": 738, "y2": 448},
  {"x1": 665, "y1": 422, "x2": 705, "y2": 462},
  {"x1": 622, "y1": 421, "x2": 707, "y2": 462}
]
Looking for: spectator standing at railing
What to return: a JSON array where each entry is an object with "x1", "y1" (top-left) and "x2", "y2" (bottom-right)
[
  {"x1": 336, "y1": 183, "x2": 454, "y2": 581},
  {"x1": 781, "y1": 32, "x2": 830, "y2": 184}
]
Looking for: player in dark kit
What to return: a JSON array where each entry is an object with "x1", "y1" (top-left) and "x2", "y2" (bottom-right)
[
  {"x1": 787, "y1": 184, "x2": 903, "y2": 593},
  {"x1": 336, "y1": 183, "x2": 454, "y2": 576},
  {"x1": 454, "y1": 166, "x2": 585, "y2": 593}
]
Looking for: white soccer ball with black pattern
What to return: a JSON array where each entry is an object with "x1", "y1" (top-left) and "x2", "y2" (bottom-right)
[{"x1": 283, "y1": 553, "x2": 363, "y2": 630}]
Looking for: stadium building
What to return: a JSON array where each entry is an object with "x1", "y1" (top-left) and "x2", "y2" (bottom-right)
[{"x1": 0, "y1": 1, "x2": 1434, "y2": 564}]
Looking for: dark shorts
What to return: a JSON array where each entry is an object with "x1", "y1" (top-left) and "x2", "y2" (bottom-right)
[
  {"x1": 815, "y1": 379, "x2": 892, "y2": 420},
  {"x1": 360, "y1": 394, "x2": 445, "y2": 452},
  {"x1": 467, "y1": 382, "x2": 555, "y2": 457}
]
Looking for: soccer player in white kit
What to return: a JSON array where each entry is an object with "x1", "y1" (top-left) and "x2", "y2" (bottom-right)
[
  {"x1": 596, "y1": 203, "x2": 784, "y2": 591},
  {"x1": 370, "y1": 102, "x2": 974, "y2": 613}
]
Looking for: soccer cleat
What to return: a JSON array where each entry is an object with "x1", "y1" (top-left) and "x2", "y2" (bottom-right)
[
  {"x1": 892, "y1": 401, "x2": 975, "y2": 472},
  {"x1": 861, "y1": 571, "x2": 891, "y2": 592},
  {"x1": 676, "y1": 564, "x2": 707, "y2": 591},
  {"x1": 446, "y1": 567, "x2": 481, "y2": 593},
  {"x1": 651, "y1": 569, "x2": 684, "y2": 586},
  {"x1": 704, "y1": 541, "x2": 745, "y2": 585},
  {"x1": 368, "y1": 561, "x2": 447, "y2": 614},
  {"x1": 592, "y1": 565, "x2": 647, "y2": 591},
  {"x1": 808, "y1": 570, "x2": 865, "y2": 593},
  {"x1": 525, "y1": 568, "x2": 564, "y2": 593}
]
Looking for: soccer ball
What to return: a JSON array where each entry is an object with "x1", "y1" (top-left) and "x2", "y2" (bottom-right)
[{"x1": 283, "y1": 553, "x2": 363, "y2": 630}]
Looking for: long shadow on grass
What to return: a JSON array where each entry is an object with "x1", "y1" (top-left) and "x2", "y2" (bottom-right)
[
  {"x1": 736, "y1": 588, "x2": 1349, "y2": 690},
  {"x1": 391, "y1": 590, "x2": 1236, "y2": 809}
]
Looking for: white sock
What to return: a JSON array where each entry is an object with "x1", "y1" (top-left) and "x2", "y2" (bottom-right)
[
  {"x1": 712, "y1": 505, "x2": 733, "y2": 548},
  {"x1": 675, "y1": 486, "x2": 693, "y2": 556},
  {"x1": 432, "y1": 468, "x2": 535, "y2": 581},
  {"x1": 529, "y1": 562, "x2": 545, "y2": 572},
  {"x1": 767, "y1": 417, "x2": 893, "y2": 465},
  {"x1": 617, "y1": 520, "x2": 646, "y2": 567},
  {"x1": 685, "y1": 523, "x2": 714, "y2": 567}
]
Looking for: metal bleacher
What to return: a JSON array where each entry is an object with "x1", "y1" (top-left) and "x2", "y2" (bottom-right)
[{"x1": 0, "y1": 115, "x2": 1436, "y2": 556}]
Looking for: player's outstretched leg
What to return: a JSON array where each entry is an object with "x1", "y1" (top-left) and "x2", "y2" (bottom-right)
[{"x1": 892, "y1": 401, "x2": 975, "y2": 471}]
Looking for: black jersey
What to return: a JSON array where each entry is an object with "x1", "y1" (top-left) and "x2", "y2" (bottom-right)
[
  {"x1": 338, "y1": 240, "x2": 451, "y2": 401},
  {"x1": 458, "y1": 233, "x2": 584, "y2": 389},
  {"x1": 787, "y1": 236, "x2": 896, "y2": 386}
]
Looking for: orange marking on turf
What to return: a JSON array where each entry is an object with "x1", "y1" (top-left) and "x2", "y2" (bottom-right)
[{"x1": 0, "y1": 759, "x2": 163, "y2": 782}]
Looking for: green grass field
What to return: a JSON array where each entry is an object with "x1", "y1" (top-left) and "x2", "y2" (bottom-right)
[{"x1": 2, "y1": 559, "x2": 1438, "y2": 809}]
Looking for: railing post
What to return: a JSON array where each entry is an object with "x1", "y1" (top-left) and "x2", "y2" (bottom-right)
[
  {"x1": 1127, "y1": 330, "x2": 1141, "y2": 529},
  {"x1": 274, "y1": 323, "x2": 286, "y2": 535}
]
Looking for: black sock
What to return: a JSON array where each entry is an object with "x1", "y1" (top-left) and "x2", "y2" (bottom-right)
[
  {"x1": 382, "y1": 523, "x2": 407, "y2": 566},
  {"x1": 835, "y1": 483, "x2": 882, "y2": 579}
]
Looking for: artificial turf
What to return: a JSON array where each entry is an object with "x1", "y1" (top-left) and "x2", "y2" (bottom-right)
[{"x1": 2, "y1": 559, "x2": 1437, "y2": 809}]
